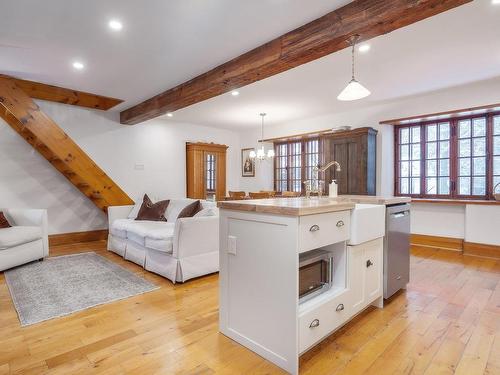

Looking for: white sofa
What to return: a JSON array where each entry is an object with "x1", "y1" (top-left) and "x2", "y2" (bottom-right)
[
  {"x1": 107, "y1": 199, "x2": 219, "y2": 283},
  {"x1": 0, "y1": 209, "x2": 49, "y2": 271}
]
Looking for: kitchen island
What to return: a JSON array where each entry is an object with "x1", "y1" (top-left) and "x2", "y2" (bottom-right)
[{"x1": 218, "y1": 197, "x2": 387, "y2": 374}]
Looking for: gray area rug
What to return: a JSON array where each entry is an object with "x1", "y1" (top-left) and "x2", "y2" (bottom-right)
[{"x1": 5, "y1": 252, "x2": 159, "y2": 326}]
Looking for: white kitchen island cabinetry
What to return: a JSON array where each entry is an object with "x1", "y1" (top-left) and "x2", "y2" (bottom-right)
[{"x1": 218, "y1": 198, "x2": 384, "y2": 375}]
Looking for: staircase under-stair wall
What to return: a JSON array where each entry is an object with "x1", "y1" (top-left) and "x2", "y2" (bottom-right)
[{"x1": 0, "y1": 76, "x2": 134, "y2": 213}]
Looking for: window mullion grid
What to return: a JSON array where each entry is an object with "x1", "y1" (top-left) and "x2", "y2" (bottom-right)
[
  {"x1": 394, "y1": 126, "x2": 400, "y2": 196},
  {"x1": 420, "y1": 124, "x2": 425, "y2": 198},
  {"x1": 301, "y1": 140, "x2": 306, "y2": 195},
  {"x1": 487, "y1": 115, "x2": 493, "y2": 199},
  {"x1": 450, "y1": 120, "x2": 458, "y2": 198}
]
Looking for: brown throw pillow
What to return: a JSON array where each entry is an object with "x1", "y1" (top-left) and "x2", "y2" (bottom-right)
[
  {"x1": 177, "y1": 200, "x2": 202, "y2": 219},
  {"x1": 135, "y1": 194, "x2": 169, "y2": 221},
  {"x1": 0, "y1": 212, "x2": 11, "y2": 229}
]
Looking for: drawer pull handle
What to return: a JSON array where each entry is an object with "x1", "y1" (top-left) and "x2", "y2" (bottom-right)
[
  {"x1": 309, "y1": 224, "x2": 320, "y2": 232},
  {"x1": 336, "y1": 220, "x2": 344, "y2": 228},
  {"x1": 366, "y1": 259, "x2": 373, "y2": 268},
  {"x1": 309, "y1": 319, "x2": 320, "y2": 328},
  {"x1": 336, "y1": 303, "x2": 345, "y2": 312}
]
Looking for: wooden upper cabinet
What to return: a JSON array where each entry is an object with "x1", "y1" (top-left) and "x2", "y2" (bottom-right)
[
  {"x1": 186, "y1": 142, "x2": 228, "y2": 201},
  {"x1": 321, "y1": 127, "x2": 377, "y2": 195}
]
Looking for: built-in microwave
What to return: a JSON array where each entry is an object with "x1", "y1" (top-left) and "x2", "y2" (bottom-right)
[{"x1": 299, "y1": 249, "x2": 333, "y2": 303}]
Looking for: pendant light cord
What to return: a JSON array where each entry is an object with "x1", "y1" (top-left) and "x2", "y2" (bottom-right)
[
  {"x1": 261, "y1": 114, "x2": 264, "y2": 142},
  {"x1": 350, "y1": 35, "x2": 360, "y2": 81},
  {"x1": 260, "y1": 113, "x2": 266, "y2": 143},
  {"x1": 351, "y1": 40, "x2": 355, "y2": 80}
]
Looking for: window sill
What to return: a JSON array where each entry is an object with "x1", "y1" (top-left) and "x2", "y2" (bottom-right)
[{"x1": 411, "y1": 198, "x2": 500, "y2": 206}]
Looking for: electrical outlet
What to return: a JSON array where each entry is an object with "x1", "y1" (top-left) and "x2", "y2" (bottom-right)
[{"x1": 228, "y1": 236, "x2": 237, "y2": 255}]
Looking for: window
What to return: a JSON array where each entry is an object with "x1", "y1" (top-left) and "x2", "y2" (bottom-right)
[
  {"x1": 395, "y1": 113, "x2": 500, "y2": 199},
  {"x1": 274, "y1": 138, "x2": 320, "y2": 193},
  {"x1": 206, "y1": 154, "x2": 216, "y2": 192}
]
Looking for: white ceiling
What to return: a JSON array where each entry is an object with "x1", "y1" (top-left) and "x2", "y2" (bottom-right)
[
  {"x1": 0, "y1": 0, "x2": 350, "y2": 110},
  {"x1": 172, "y1": 0, "x2": 500, "y2": 129},
  {"x1": 1, "y1": 1, "x2": 499, "y2": 130}
]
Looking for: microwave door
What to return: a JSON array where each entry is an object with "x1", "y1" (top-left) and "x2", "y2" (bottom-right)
[{"x1": 299, "y1": 261, "x2": 326, "y2": 297}]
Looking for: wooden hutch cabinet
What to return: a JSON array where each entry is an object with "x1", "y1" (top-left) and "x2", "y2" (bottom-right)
[
  {"x1": 320, "y1": 127, "x2": 377, "y2": 195},
  {"x1": 186, "y1": 142, "x2": 228, "y2": 201}
]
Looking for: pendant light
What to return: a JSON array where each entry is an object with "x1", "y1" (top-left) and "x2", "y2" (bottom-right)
[
  {"x1": 337, "y1": 35, "x2": 371, "y2": 101},
  {"x1": 249, "y1": 113, "x2": 275, "y2": 160}
]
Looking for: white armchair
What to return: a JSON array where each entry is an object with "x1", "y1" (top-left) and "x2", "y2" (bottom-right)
[
  {"x1": 0, "y1": 208, "x2": 49, "y2": 271},
  {"x1": 107, "y1": 199, "x2": 219, "y2": 283}
]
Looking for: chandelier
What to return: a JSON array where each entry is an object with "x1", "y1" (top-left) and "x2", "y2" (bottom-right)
[{"x1": 249, "y1": 113, "x2": 275, "y2": 160}]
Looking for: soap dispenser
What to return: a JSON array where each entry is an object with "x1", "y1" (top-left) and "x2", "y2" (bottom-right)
[{"x1": 329, "y1": 180, "x2": 338, "y2": 198}]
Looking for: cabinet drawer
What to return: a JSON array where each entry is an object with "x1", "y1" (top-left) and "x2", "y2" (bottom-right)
[
  {"x1": 299, "y1": 289, "x2": 351, "y2": 353},
  {"x1": 299, "y1": 211, "x2": 350, "y2": 253}
]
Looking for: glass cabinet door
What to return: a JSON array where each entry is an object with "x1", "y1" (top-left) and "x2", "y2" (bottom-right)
[{"x1": 205, "y1": 153, "x2": 216, "y2": 201}]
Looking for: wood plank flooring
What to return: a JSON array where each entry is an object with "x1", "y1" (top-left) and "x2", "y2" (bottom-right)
[{"x1": 1, "y1": 242, "x2": 499, "y2": 374}]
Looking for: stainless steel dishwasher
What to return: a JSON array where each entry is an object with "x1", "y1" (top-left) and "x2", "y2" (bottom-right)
[{"x1": 384, "y1": 203, "x2": 411, "y2": 299}]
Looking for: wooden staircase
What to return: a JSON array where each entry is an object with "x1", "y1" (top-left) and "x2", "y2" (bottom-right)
[{"x1": 0, "y1": 76, "x2": 134, "y2": 212}]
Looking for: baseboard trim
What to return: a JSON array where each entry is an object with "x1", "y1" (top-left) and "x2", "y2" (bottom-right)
[
  {"x1": 463, "y1": 241, "x2": 500, "y2": 260},
  {"x1": 49, "y1": 230, "x2": 108, "y2": 247},
  {"x1": 410, "y1": 234, "x2": 463, "y2": 252}
]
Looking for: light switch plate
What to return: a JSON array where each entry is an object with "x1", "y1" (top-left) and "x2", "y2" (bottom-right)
[
  {"x1": 134, "y1": 164, "x2": 145, "y2": 170},
  {"x1": 228, "y1": 236, "x2": 237, "y2": 255}
]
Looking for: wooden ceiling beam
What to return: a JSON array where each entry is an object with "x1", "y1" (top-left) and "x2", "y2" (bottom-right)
[
  {"x1": 120, "y1": 0, "x2": 471, "y2": 125},
  {"x1": 0, "y1": 75, "x2": 123, "y2": 111}
]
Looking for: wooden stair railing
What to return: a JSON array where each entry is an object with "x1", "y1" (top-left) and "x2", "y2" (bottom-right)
[{"x1": 0, "y1": 76, "x2": 134, "y2": 212}]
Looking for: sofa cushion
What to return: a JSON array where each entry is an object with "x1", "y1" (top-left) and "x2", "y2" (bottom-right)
[
  {"x1": 201, "y1": 200, "x2": 216, "y2": 209},
  {"x1": 125, "y1": 220, "x2": 175, "y2": 249},
  {"x1": 136, "y1": 194, "x2": 169, "y2": 222},
  {"x1": 0, "y1": 212, "x2": 11, "y2": 229},
  {"x1": 127, "y1": 200, "x2": 143, "y2": 219},
  {"x1": 0, "y1": 226, "x2": 42, "y2": 250},
  {"x1": 165, "y1": 199, "x2": 196, "y2": 222},
  {"x1": 194, "y1": 207, "x2": 219, "y2": 217},
  {"x1": 110, "y1": 219, "x2": 131, "y2": 239},
  {"x1": 177, "y1": 200, "x2": 202, "y2": 219},
  {"x1": 145, "y1": 238, "x2": 174, "y2": 254},
  {"x1": 128, "y1": 231, "x2": 146, "y2": 247}
]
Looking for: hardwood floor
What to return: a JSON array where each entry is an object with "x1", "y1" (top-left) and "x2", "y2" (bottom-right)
[{"x1": 1, "y1": 242, "x2": 499, "y2": 374}]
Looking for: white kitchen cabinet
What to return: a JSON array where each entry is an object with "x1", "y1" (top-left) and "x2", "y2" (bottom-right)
[
  {"x1": 298, "y1": 211, "x2": 350, "y2": 253},
  {"x1": 219, "y1": 199, "x2": 385, "y2": 375},
  {"x1": 348, "y1": 238, "x2": 383, "y2": 316},
  {"x1": 298, "y1": 288, "x2": 350, "y2": 353}
]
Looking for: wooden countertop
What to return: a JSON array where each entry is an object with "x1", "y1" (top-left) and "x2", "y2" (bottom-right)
[
  {"x1": 218, "y1": 197, "x2": 355, "y2": 216},
  {"x1": 339, "y1": 195, "x2": 411, "y2": 205}
]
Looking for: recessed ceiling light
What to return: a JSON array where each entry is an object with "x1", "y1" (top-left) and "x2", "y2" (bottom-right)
[
  {"x1": 72, "y1": 61, "x2": 84, "y2": 70},
  {"x1": 492, "y1": 0, "x2": 500, "y2": 5},
  {"x1": 358, "y1": 44, "x2": 370, "y2": 53},
  {"x1": 108, "y1": 19, "x2": 123, "y2": 31},
  {"x1": 166, "y1": 112, "x2": 173, "y2": 117},
  {"x1": 231, "y1": 90, "x2": 240, "y2": 96}
]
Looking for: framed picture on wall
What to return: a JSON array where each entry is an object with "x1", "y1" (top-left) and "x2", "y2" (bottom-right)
[{"x1": 241, "y1": 148, "x2": 255, "y2": 177}]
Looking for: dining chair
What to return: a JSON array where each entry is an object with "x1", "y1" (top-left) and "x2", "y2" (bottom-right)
[
  {"x1": 281, "y1": 191, "x2": 301, "y2": 197},
  {"x1": 260, "y1": 190, "x2": 276, "y2": 197},
  {"x1": 249, "y1": 192, "x2": 271, "y2": 199}
]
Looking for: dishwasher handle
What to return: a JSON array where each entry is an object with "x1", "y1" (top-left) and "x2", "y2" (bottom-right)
[{"x1": 391, "y1": 211, "x2": 409, "y2": 219}]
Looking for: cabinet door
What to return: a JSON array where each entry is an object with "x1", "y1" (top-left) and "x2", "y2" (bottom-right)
[
  {"x1": 364, "y1": 240, "x2": 382, "y2": 303},
  {"x1": 348, "y1": 245, "x2": 365, "y2": 315}
]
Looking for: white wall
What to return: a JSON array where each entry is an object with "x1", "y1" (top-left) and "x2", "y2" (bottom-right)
[
  {"x1": 0, "y1": 101, "x2": 241, "y2": 234},
  {"x1": 465, "y1": 205, "x2": 500, "y2": 246},
  {"x1": 238, "y1": 78, "x2": 500, "y2": 238},
  {"x1": 410, "y1": 203, "x2": 465, "y2": 238},
  {"x1": 238, "y1": 77, "x2": 500, "y2": 196}
]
